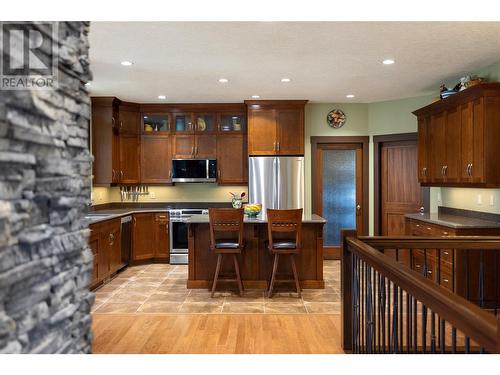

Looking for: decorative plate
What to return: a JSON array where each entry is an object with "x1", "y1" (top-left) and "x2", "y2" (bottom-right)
[{"x1": 327, "y1": 109, "x2": 346, "y2": 129}]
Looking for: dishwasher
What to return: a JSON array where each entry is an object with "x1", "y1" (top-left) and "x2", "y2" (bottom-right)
[{"x1": 121, "y1": 216, "x2": 132, "y2": 267}]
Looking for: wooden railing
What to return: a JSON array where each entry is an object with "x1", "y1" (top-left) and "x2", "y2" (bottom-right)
[{"x1": 341, "y1": 230, "x2": 500, "y2": 354}]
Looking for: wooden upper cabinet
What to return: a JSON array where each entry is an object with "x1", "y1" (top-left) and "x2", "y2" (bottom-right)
[
  {"x1": 194, "y1": 113, "x2": 217, "y2": 133},
  {"x1": 91, "y1": 97, "x2": 120, "y2": 185},
  {"x1": 246, "y1": 100, "x2": 307, "y2": 156},
  {"x1": 119, "y1": 135, "x2": 140, "y2": 184},
  {"x1": 217, "y1": 134, "x2": 247, "y2": 185},
  {"x1": 141, "y1": 135, "x2": 172, "y2": 184},
  {"x1": 247, "y1": 109, "x2": 277, "y2": 155},
  {"x1": 417, "y1": 116, "x2": 430, "y2": 182},
  {"x1": 119, "y1": 103, "x2": 140, "y2": 134},
  {"x1": 173, "y1": 134, "x2": 196, "y2": 159},
  {"x1": 173, "y1": 113, "x2": 194, "y2": 133},
  {"x1": 195, "y1": 135, "x2": 217, "y2": 159},
  {"x1": 132, "y1": 213, "x2": 156, "y2": 261},
  {"x1": 413, "y1": 83, "x2": 500, "y2": 187},
  {"x1": 276, "y1": 109, "x2": 304, "y2": 155}
]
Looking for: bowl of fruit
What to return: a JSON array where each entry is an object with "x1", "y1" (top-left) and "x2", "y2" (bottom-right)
[{"x1": 244, "y1": 203, "x2": 262, "y2": 218}]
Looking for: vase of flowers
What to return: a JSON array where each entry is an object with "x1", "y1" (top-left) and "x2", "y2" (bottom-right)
[{"x1": 230, "y1": 191, "x2": 245, "y2": 209}]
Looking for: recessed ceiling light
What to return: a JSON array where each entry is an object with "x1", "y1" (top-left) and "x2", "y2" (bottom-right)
[
  {"x1": 157, "y1": 95, "x2": 166, "y2": 100},
  {"x1": 218, "y1": 78, "x2": 229, "y2": 83},
  {"x1": 382, "y1": 59, "x2": 395, "y2": 65},
  {"x1": 120, "y1": 61, "x2": 133, "y2": 66},
  {"x1": 251, "y1": 95, "x2": 261, "y2": 99},
  {"x1": 346, "y1": 94, "x2": 355, "y2": 98},
  {"x1": 281, "y1": 78, "x2": 292, "y2": 83}
]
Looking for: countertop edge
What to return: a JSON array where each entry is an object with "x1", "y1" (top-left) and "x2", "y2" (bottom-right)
[{"x1": 405, "y1": 213, "x2": 500, "y2": 229}]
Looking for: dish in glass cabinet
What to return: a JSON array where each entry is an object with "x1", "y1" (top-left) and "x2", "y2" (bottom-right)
[
  {"x1": 197, "y1": 118, "x2": 206, "y2": 131},
  {"x1": 327, "y1": 109, "x2": 346, "y2": 129}
]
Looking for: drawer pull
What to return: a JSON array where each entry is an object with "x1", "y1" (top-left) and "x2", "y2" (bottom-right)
[
  {"x1": 427, "y1": 270, "x2": 432, "y2": 274},
  {"x1": 427, "y1": 227, "x2": 432, "y2": 231},
  {"x1": 443, "y1": 251, "x2": 449, "y2": 255},
  {"x1": 443, "y1": 279, "x2": 449, "y2": 283},
  {"x1": 442, "y1": 231, "x2": 449, "y2": 235}
]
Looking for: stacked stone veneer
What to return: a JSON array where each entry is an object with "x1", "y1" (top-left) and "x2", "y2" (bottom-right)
[{"x1": 0, "y1": 22, "x2": 93, "y2": 353}]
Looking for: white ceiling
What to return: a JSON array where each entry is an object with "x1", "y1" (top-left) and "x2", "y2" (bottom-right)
[{"x1": 88, "y1": 22, "x2": 500, "y2": 103}]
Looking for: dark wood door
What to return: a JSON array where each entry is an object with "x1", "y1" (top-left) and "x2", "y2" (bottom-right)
[
  {"x1": 132, "y1": 213, "x2": 155, "y2": 261},
  {"x1": 217, "y1": 134, "x2": 247, "y2": 184},
  {"x1": 173, "y1": 135, "x2": 195, "y2": 159},
  {"x1": 119, "y1": 135, "x2": 140, "y2": 183},
  {"x1": 119, "y1": 109, "x2": 139, "y2": 134},
  {"x1": 154, "y1": 213, "x2": 169, "y2": 260},
  {"x1": 313, "y1": 143, "x2": 365, "y2": 259},
  {"x1": 141, "y1": 135, "x2": 172, "y2": 183},
  {"x1": 429, "y1": 112, "x2": 446, "y2": 182},
  {"x1": 277, "y1": 109, "x2": 304, "y2": 155},
  {"x1": 248, "y1": 109, "x2": 277, "y2": 155},
  {"x1": 381, "y1": 140, "x2": 426, "y2": 236},
  {"x1": 195, "y1": 134, "x2": 217, "y2": 159}
]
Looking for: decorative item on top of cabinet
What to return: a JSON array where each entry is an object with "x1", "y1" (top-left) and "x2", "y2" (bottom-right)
[
  {"x1": 413, "y1": 83, "x2": 500, "y2": 187},
  {"x1": 245, "y1": 100, "x2": 308, "y2": 156}
]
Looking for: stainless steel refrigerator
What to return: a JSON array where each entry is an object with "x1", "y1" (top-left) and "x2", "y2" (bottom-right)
[{"x1": 248, "y1": 156, "x2": 304, "y2": 213}]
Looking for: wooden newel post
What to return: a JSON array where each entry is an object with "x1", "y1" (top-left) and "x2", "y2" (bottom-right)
[{"x1": 341, "y1": 228, "x2": 357, "y2": 353}]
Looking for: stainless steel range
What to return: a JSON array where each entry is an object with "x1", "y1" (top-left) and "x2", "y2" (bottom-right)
[{"x1": 169, "y1": 208, "x2": 208, "y2": 264}]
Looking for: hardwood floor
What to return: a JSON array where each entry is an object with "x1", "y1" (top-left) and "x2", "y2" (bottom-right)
[{"x1": 92, "y1": 313, "x2": 343, "y2": 354}]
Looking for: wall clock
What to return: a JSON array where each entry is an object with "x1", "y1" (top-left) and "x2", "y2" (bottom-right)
[{"x1": 327, "y1": 109, "x2": 346, "y2": 129}]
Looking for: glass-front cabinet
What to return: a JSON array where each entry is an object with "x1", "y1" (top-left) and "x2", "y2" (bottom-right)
[
  {"x1": 173, "y1": 113, "x2": 194, "y2": 133},
  {"x1": 219, "y1": 113, "x2": 246, "y2": 133},
  {"x1": 194, "y1": 113, "x2": 216, "y2": 133},
  {"x1": 142, "y1": 113, "x2": 171, "y2": 133}
]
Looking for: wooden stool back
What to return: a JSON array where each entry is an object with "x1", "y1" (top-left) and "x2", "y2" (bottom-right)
[
  {"x1": 266, "y1": 208, "x2": 303, "y2": 250},
  {"x1": 208, "y1": 208, "x2": 244, "y2": 250}
]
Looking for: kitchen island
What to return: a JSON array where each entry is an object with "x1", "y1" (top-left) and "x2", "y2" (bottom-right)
[{"x1": 187, "y1": 214, "x2": 326, "y2": 289}]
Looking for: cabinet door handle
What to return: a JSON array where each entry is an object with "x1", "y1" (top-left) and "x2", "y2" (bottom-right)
[
  {"x1": 422, "y1": 167, "x2": 427, "y2": 177},
  {"x1": 277, "y1": 142, "x2": 280, "y2": 152},
  {"x1": 273, "y1": 142, "x2": 276, "y2": 151},
  {"x1": 133, "y1": 217, "x2": 136, "y2": 226},
  {"x1": 217, "y1": 170, "x2": 221, "y2": 180},
  {"x1": 168, "y1": 170, "x2": 172, "y2": 178},
  {"x1": 109, "y1": 233, "x2": 114, "y2": 245},
  {"x1": 120, "y1": 121, "x2": 123, "y2": 130},
  {"x1": 166, "y1": 223, "x2": 169, "y2": 232},
  {"x1": 469, "y1": 163, "x2": 473, "y2": 176},
  {"x1": 120, "y1": 170, "x2": 124, "y2": 179},
  {"x1": 191, "y1": 146, "x2": 195, "y2": 156},
  {"x1": 112, "y1": 169, "x2": 116, "y2": 180}
]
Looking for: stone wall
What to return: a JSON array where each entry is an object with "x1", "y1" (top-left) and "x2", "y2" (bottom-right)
[{"x1": 0, "y1": 22, "x2": 93, "y2": 353}]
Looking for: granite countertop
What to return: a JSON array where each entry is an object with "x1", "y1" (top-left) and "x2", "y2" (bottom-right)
[
  {"x1": 86, "y1": 208, "x2": 169, "y2": 224},
  {"x1": 405, "y1": 212, "x2": 500, "y2": 229},
  {"x1": 187, "y1": 213, "x2": 327, "y2": 224}
]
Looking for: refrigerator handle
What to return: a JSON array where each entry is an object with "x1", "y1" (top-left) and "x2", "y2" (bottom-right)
[{"x1": 275, "y1": 157, "x2": 280, "y2": 209}]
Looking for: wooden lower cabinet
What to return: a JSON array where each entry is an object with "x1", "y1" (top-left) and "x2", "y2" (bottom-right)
[
  {"x1": 132, "y1": 212, "x2": 170, "y2": 262},
  {"x1": 405, "y1": 217, "x2": 500, "y2": 307},
  {"x1": 89, "y1": 218, "x2": 122, "y2": 289},
  {"x1": 154, "y1": 213, "x2": 170, "y2": 261}
]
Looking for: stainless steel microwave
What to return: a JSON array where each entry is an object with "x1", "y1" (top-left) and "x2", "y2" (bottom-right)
[{"x1": 171, "y1": 159, "x2": 217, "y2": 183}]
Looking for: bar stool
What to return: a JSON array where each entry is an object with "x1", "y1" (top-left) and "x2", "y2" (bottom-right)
[
  {"x1": 266, "y1": 208, "x2": 303, "y2": 298},
  {"x1": 209, "y1": 208, "x2": 245, "y2": 297}
]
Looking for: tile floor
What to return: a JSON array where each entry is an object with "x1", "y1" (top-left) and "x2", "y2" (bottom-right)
[{"x1": 92, "y1": 260, "x2": 340, "y2": 314}]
